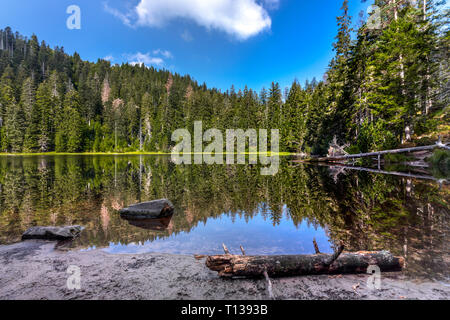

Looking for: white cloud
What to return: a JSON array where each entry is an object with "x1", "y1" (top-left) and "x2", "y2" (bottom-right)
[
  {"x1": 126, "y1": 52, "x2": 164, "y2": 66},
  {"x1": 152, "y1": 49, "x2": 173, "y2": 59},
  {"x1": 125, "y1": 50, "x2": 173, "y2": 67},
  {"x1": 103, "y1": 2, "x2": 134, "y2": 27},
  {"x1": 133, "y1": 0, "x2": 273, "y2": 40},
  {"x1": 181, "y1": 29, "x2": 193, "y2": 42},
  {"x1": 103, "y1": 55, "x2": 114, "y2": 61}
]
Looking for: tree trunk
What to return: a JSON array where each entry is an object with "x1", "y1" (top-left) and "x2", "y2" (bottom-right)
[
  {"x1": 423, "y1": 0, "x2": 427, "y2": 20},
  {"x1": 206, "y1": 251, "x2": 404, "y2": 278}
]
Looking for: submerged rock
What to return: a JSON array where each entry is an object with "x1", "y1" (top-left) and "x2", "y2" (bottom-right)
[
  {"x1": 22, "y1": 225, "x2": 84, "y2": 241},
  {"x1": 119, "y1": 199, "x2": 174, "y2": 219}
]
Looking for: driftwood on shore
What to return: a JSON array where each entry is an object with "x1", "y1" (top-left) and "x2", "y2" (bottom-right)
[
  {"x1": 204, "y1": 243, "x2": 404, "y2": 299},
  {"x1": 206, "y1": 251, "x2": 404, "y2": 278}
]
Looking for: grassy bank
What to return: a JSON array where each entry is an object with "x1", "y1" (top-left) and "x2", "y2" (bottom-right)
[{"x1": 429, "y1": 149, "x2": 450, "y2": 177}]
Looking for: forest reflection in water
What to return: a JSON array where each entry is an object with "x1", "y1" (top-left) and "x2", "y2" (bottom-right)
[{"x1": 0, "y1": 155, "x2": 448, "y2": 280}]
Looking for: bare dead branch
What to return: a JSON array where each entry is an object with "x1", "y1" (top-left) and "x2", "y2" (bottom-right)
[
  {"x1": 263, "y1": 268, "x2": 275, "y2": 300},
  {"x1": 222, "y1": 243, "x2": 230, "y2": 255},
  {"x1": 313, "y1": 238, "x2": 321, "y2": 254}
]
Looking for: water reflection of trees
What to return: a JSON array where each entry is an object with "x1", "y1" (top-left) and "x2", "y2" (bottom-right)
[{"x1": 0, "y1": 156, "x2": 448, "y2": 279}]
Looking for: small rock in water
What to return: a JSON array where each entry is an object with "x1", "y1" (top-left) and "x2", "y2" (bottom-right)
[
  {"x1": 119, "y1": 199, "x2": 174, "y2": 219},
  {"x1": 22, "y1": 225, "x2": 84, "y2": 240}
]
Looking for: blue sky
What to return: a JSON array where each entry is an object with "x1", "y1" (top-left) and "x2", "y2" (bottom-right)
[{"x1": 1, "y1": 0, "x2": 374, "y2": 92}]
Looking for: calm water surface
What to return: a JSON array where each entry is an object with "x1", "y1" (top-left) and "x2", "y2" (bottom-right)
[{"x1": 0, "y1": 155, "x2": 448, "y2": 280}]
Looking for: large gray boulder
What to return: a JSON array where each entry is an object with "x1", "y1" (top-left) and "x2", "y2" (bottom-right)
[
  {"x1": 22, "y1": 225, "x2": 84, "y2": 241},
  {"x1": 119, "y1": 199, "x2": 174, "y2": 219}
]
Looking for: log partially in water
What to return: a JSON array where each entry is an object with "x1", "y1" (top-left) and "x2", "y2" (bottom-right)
[
  {"x1": 206, "y1": 251, "x2": 404, "y2": 278},
  {"x1": 295, "y1": 138, "x2": 449, "y2": 164}
]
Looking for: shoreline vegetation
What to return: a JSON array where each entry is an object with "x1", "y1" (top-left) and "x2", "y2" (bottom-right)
[{"x1": 0, "y1": 1, "x2": 448, "y2": 159}]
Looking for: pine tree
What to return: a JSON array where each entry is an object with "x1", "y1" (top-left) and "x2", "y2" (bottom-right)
[
  {"x1": 327, "y1": 0, "x2": 353, "y2": 145},
  {"x1": 283, "y1": 81, "x2": 308, "y2": 152},
  {"x1": 2, "y1": 83, "x2": 24, "y2": 151},
  {"x1": 35, "y1": 81, "x2": 52, "y2": 151},
  {"x1": 22, "y1": 78, "x2": 40, "y2": 152},
  {"x1": 268, "y1": 82, "x2": 282, "y2": 130},
  {"x1": 56, "y1": 90, "x2": 83, "y2": 152}
]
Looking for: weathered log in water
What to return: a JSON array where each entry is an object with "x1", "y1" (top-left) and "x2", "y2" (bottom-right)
[
  {"x1": 296, "y1": 139, "x2": 449, "y2": 164},
  {"x1": 206, "y1": 251, "x2": 404, "y2": 278},
  {"x1": 319, "y1": 164, "x2": 448, "y2": 184}
]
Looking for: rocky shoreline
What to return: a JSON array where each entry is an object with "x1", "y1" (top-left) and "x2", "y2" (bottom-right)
[{"x1": 0, "y1": 240, "x2": 449, "y2": 300}]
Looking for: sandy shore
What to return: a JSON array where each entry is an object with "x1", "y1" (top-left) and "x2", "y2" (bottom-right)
[{"x1": 0, "y1": 240, "x2": 448, "y2": 300}]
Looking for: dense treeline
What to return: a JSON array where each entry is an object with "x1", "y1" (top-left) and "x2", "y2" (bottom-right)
[{"x1": 0, "y1": 0, "x2": 448, "y2": 154}]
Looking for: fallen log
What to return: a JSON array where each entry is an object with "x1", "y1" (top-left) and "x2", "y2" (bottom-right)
[
  {"x1": 206, "y1": 251, "x2": 404, "y2": 278},
  {"x1": 295, "y1": 137, "x2": 449, "y2": 164},
  {"x1": 320, "y1": 164, "x2": 448, "y2": 184}
]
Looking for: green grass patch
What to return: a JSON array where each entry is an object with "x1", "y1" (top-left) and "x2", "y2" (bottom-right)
[{"x1": 429, "y1": 149, "x2": 450, "y2": 177}]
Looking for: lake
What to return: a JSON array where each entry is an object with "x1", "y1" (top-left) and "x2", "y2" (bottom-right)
[{"x1": 0, "y1": 155, "x2": 448, "y2": 280}]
